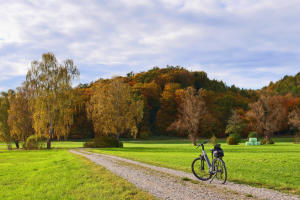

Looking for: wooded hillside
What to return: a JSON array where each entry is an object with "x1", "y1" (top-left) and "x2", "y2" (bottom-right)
[
  {"x1": 1, "y1": 60, "x2": 300, "y2": 145},
  {"x1": 70, "y1": 66, "x2": 299, "y2": 139}
]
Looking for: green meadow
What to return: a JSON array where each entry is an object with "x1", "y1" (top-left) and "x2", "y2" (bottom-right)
[
  {"x1": 88, "y1": 138, "x2": 300, "y2": 195},
  {"x1": 0, "y1": 149, "x2": 154, "y2": 200},
  {"x1": 1, "y1": 138, "x2": 299, "y2": 198}
]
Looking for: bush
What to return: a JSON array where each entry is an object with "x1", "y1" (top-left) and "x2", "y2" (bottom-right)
[
  {"x1": 226, "y1": 136, "x2": 236, "y2": 145},
  {"x1": 248, "y1": 131, "x2": 258, "y2": 138},
  {"x1": 210, "y1": 135, "x2": 217, "y2": 145},
  {"x1": 232, "y1": 133, "x2": 241, "y2": 143},
  {"x1": 261, "y1": 138, "x2": 275, "y2": 145},
  {"x1": 226, "y1": 134, "x2": 240, "y2": 145},
  {"x1": 140, "y1": 131, "x2": 150, "y2": 139},
  {"x1": 25, "y1": 135, "x2": 47, "y2": 150},
  {"x1": 84, "y1": 136, "x2": 123, "y2": 148}
]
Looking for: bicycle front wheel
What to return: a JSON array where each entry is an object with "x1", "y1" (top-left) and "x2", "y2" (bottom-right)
[
  {"x1": 191, "y1": 156, "x2": 211, "y2": 181},
  {"x1": 213, "y1": 158, "x2": 227, "y2": 184}
]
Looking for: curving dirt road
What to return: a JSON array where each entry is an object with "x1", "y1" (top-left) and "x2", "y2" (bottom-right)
[{"x1": 70, "y1": 149, "x2": 299, "y2": 200}]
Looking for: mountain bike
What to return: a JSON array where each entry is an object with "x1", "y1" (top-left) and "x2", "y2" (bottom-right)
[{"x1": 191, "y1": 140, "x2": 227, "y2": 184}]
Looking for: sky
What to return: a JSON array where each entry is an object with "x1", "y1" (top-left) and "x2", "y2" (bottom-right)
[{"x1": 1, "y1": 0, "x2": 300, "y2": 91}]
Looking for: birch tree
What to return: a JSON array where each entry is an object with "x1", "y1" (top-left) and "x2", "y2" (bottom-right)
[
  {"x1": 8, "y1": 85, "x2": 33, "y2": 148},
  {"x1": 0, "y1": 91, "x2": 11, "y2": 147},
  {"x1": 87, "y1": 78, "x2": 144, "y2": 140},
  {"x1": 26, "y1": 53, "x2": 79, "y2": 149}
]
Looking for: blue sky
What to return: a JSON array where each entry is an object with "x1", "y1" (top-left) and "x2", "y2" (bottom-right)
[{"x1": 1, "y1": 0, "x2": 300, "y2": 91}]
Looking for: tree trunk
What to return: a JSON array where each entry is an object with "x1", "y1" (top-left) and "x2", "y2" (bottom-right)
[
  {"x1": 15, "y1": 141, "x2": 19, "y2": 149},
  {"x1": 47, "y1": 137, "x2": 51, "y2": 149},
  {"x1": 115, "y1": 132, "x2": 120, "y2": 141},
  {"x1": 264, "y1": 131, "x2": 271, "y2": 142},
  {"x1": 190, "y1": 134, "x2": 197, "y2": 146},
  {"x1": 47, "y1": 118, "x2": 53, "y2": 149}
]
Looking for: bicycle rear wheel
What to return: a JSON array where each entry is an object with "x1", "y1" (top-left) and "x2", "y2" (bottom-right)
[
  {"x1": 213, "y1": 158, "x2": 227, "y2": 184},
  {"x1": 191, "y1": 156, "x2": 211, "y2": 181}
]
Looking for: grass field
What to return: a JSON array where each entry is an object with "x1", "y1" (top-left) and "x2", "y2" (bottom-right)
[
  {"x1": 88, "y1": 138, "x2": 300, "y2": 196},
  {"x1": 0, "y1": 149, "x2": 154, "y2": 200},
  {"x1": 1, "y1": 137, "x2": 299, "y2": 197}
]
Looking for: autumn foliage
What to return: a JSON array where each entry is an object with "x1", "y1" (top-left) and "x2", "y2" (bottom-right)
[{"x1": 1, "y1": 55, "x2": 300, "y2": 147}]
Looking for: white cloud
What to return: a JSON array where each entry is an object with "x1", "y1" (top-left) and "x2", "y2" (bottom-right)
[{"x1": 0, "y1": 0, "x2": 300, "y2": 90}]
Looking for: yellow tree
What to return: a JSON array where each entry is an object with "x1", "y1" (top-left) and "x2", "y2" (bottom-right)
[
  {"x1": 87, "y1": 78, "x2": 144, "y2": 140},
  {"x1": 8, "y1": 86, "x2": 33, "y2": 148},
  {"x1": 0, "y1": 91, "x2": 12, "y2": 148},
  {"x1": 26, "y1": 53, "x2": 79, "y2": 149}
]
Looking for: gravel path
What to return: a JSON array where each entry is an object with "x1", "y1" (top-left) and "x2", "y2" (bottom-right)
[{"x1": 70, "y1": 149, "x2": 299, "y2": 200}]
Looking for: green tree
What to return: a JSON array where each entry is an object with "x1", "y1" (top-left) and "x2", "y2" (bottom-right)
[
  {"x1": 225, "y1": 109, "x2": 244, "y2": 136},
  {"x1": 26, "y1": 53, "x2": 79, "y2": 149},
  {"x1": 133, "y1": 81, "x2": 161, "y2": 134}
]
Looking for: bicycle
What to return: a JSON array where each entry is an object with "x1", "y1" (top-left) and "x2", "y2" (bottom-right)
[{"x1": 191, "y1": 140, "x2": 227, "y2": 184}]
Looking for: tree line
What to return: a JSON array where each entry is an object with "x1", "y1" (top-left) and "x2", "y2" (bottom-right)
[{"x1": 1, "y1": 53, "x2": 300, "y2": 149}]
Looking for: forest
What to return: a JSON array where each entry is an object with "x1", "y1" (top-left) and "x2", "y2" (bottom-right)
[{"x1": 1, "y1": 53, "x2": 300, "y2": 148}]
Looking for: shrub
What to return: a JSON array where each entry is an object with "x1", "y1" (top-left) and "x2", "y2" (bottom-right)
[
  {"x1": 248, "y1": 131, "x2": 258, "y2": 138},
  {"x1": 226, "y1": 136, "x2": 236, "y2": 145},
  {"x1": 261, "y1": 138, "x2": 275, "y2": 145},
  {"x1": 25, "y1": 135, "x2": 47, "y2": 150},
  {"x1": 269, "y1": 138, "x2": 275, "y2": 144},
  {"x1": 232, "y1": 133, "x2": 241, "y2": 143},
  {"x1": 210, "y1": 135, "x2": 217, "y2": 145},
  {"x1": 84, "y1": 136, "x2": 123, "y2": 148},
  {"x1": 226, "y1": 134, "x2": 240, "y2": 145},
  {"x1": 140, "y1": 131, "x2": 150, "y2": 139}
]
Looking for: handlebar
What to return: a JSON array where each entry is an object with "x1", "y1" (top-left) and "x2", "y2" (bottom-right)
[{"x1": 196, "y1": 140, "x2": 209, "y2": 150}]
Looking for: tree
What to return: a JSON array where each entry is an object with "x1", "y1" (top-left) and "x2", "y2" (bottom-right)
[
  {"x1": 225, "y1": 109, "x2": 244, "y2": 136},
  {"x1": 133, "y1": 81, "x2": 161, "y2": 134},
  {"x1": 87, "y1": 78, "x2": 144, "y2": 140},
  {"x1": 0, "y1": 91, "x2": 11, "y2": 148},
  {"x1": 156, "y1": 83, "x2": 181, "y2": 135},
  {"x1": 288, "y1": 107, "x2": 300, "y2": 142},
  {"x1": 69, "y1": 86, "x2": 94, "y2": 139},
  {"x1": 246, "y1": 95, "x2": 287, "y2": 141},
  {"x1": 26, "y1": 53, "x2": 79, "y2": 149},
  {"x1": 8, "y1": 85, "x2": 33, "y2": 148},
  {"x1": 168, "y1": 87, "x2": 210, "y2": 145}
]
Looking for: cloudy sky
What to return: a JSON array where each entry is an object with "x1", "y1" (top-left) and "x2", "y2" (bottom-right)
[{"x1": 1, "y1": 0, "x2": 300, "y2": 91}]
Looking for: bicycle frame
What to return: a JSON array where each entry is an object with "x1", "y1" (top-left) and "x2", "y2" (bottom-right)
[
  {"x1": 199, "y1": 143, "x2": 213, "y2": 172},
  {"x1": 202, "y1": 149, "x2": 212, "y2": 169}
]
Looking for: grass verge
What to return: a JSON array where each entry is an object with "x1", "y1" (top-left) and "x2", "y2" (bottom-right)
[{"x1": 0, "y1": 149, "x2": 155, "y2": 200}]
